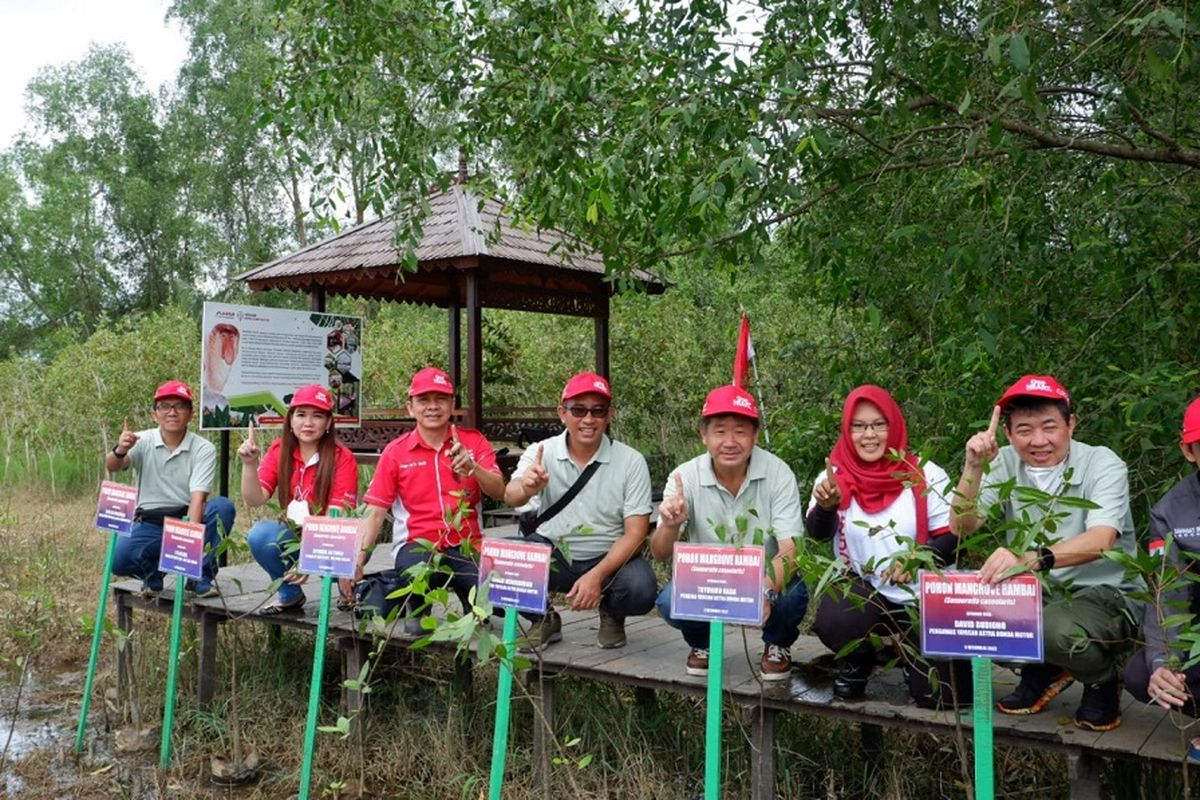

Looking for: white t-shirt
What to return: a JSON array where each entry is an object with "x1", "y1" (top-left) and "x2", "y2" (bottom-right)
[{"x1": 807, "y1": 461, "x2": 952, "y2": 605}]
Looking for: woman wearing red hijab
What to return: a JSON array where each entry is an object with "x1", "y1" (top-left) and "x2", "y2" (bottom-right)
[{"x1": 806, "y1": 385, "x2": 970, "y2": 708}]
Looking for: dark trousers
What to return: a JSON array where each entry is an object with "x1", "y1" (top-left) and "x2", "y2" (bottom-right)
[
  {"x1": 393, "y1": 541, "x2": 481, "y2": 614},
  {"x1": 656, "y1": 575, "x2": 809, "y2": 649},
  {"x1": 111, "y1": 497, "x2": 235, "y2": 590},
  {"x1": 523, "y1": 533, "x2": 657, "y2": 622},
  {"x1": 1124, "y1": 650, "x2": 1200, "y2": 717},
  {"x1": 812, "y1": 574, "x2": 972, "y2": 709}
]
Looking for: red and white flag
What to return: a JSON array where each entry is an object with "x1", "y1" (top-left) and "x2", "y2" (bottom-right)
[{"x1": 733, "y1": 312, "x2": 754, "y2": 388}]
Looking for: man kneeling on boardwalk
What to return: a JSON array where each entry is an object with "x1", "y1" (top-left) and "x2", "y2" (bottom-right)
[
  {"x1": 650, "y1": 385, "x2": 808, "y2": 681},
  {"x1": 504, "y1": 372, "x2": 657, "y2": 651},
  {"x1": 950, "y1": 374, "x2": 1139, "y2": 731},
  {"x1": 106, "y1": 380, "x2": 235, "y2": 598},
  {"x1": 348, "y1": 367, "x2": 507, "y2": 633}
]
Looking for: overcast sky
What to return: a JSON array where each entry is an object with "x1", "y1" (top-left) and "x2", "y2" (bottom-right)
[{"x1": 0, "y1": 0, "x2": 188, "y2": 147}]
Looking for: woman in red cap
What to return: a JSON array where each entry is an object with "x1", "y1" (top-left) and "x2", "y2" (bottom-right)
[
  {"x1": 805, "y1": 385, "x2": 969, "y2": 707},
  {"x1": 238, "y1": 384, "x2": 359, "y2": 614}
]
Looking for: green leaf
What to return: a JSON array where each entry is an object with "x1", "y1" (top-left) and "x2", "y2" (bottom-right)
[{"x1": 1009, "y1": 32, "x2": 1029, "y2": 72}]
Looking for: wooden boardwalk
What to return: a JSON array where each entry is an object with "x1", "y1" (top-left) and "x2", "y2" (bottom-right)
[{"x1": 110, "y1": 557, "x2": 1195, "y2": 799}]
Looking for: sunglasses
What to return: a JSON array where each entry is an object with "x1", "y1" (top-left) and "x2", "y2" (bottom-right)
[{"x1": 563, "y1": 404, "x2": 611, "y2": 419}]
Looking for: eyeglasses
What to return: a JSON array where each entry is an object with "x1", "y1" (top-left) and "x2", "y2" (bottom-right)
[
  {"x1": 155, "y1": 403, "x2": 191, "y2": 414},
  {"x1": 564, "y1": 404, "x2": 611, "y2": 419},
  {"x1": 850, "y1": 421, "x2": 888, "y2": 434}
]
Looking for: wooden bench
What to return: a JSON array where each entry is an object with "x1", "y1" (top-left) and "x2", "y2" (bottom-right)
[{"x1": 109, "y1": 559, "x2": 1188, "y2": 799}]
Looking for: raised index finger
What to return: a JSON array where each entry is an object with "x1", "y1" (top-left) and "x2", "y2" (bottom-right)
[
  {"x1": 247, "y1": 418, "x2": 256, "y2": 444},
  {"x1": 534, "y1": 444, "x2": 544, "y2": 466},
  {"x1": 673, "y1": 472, "x2": 684, "y2": 497},
  {"x1": 123, "y1": 416, "x2": 131, "y2": 432},
  {"x1": 450, "y1": 424, "x2": 461, "y2": 445},
  {"x1": 986, "y1": 405, "x2": 1001, "y2": 436},
  {"x1": 824, "y1": 456, "x2": 834, "y2": 479}
]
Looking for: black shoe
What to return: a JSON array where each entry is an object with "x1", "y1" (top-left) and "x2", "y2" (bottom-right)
[
  {"x1": 403, "y1": 615, "x2": 428, "y2": 637},
  {"x1": 1075, "y1": 677, "x2": 1122, "y2": 731},
  {"x1": 833, "y1": 660, "x2": 872, "y2": 700},
  {"x1": 996, "y1": 663, "x2": 1074, "y2": 715}
]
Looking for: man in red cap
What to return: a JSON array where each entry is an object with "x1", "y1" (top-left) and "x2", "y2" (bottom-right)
[
  {"x1": 950, "y1": 374, "x2": 1137, "y2": 731},
  {"x1": 349, "y1": 367, "x2": 506, "y2": 633},
  {"x1": 504, "y1": 371, "x2": 657, "y2": 649},
  {"x1": 106, "y1": 380, "x2": 236, "y2": 597},
  {"x1": 650, "y1": 385, "x2": 807, "y2": 680},
  {"x1": 1123, "y1": 396, "x2": 1200, "y2": 760}
]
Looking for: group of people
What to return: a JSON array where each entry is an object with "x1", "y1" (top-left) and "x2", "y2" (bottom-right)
[{"x1": 107, "y1": 369, "x2": 1200, "y2": 752}]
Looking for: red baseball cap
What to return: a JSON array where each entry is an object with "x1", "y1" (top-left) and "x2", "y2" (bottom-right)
[
  {"x1": 562, "y1": 371, "x2": 612, "y2": 402},
  {"x1": 290, "y1": 384, "x2": 334, "y2": 412},
  {"x1": 154, "y1": 380, "x2": 193, "y2": 403},
  {"x1": 409, "y1": 367, "x2": 455, "y2": 396},
  {"x1": 701, "y1": 385, "x2": 759, "y2": 420},
  {"x1": 997, "y1": 374, "x2": 1070, "y2": 411},
  {"x1": 1182, "y1": 397, "x2": 1200, "y2": 445}
]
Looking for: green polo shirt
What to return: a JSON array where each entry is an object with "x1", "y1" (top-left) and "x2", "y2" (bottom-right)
[
  {"x1": 662, "y1": 446, "x2": 803, "y2": 561},
  {"x1": 976, "y1": 439, "x2": 1137, "y2": 591},
  {"x1": 513, "y1": 432, "x2": 652, "y2": 562},
  {"x1": 127, "y1": 428, "x2": 216, "y2": 510}
]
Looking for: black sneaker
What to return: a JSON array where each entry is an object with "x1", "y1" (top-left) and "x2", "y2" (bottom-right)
[
  {"x1": 1074, "y1": 677, "x2": 1122, "y2": 731},
  {"x1": 996, "y1": 663, "x2": 1074, "y2": 715},
  {"x1": 833, "y1": 659, "x2": 872, "y2": 700}
]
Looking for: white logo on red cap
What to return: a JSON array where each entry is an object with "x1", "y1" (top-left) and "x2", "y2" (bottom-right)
[
  {"x1": 434, "y1": 374, "x2": 449, "y2": 385},
  {"x1": 1026, "y1": 379, "x2": 1052, "y2": 392},
  {"x1": 733, "y1": 396, "x2": 753, "y2": 409},
  {"x1": 594, "y1": 380, "x2": 607, "y2": 390},
  {"x1": 316, "y1": 391, "x2": 328, "y2": 403}
]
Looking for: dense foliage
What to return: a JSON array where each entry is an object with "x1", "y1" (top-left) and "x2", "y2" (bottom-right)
[{"x1": 1, "y1": 1, "x2": 1197, "y2": 521}]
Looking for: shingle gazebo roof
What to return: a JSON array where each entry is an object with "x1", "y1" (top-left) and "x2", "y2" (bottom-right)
[
  {"x1": 238, "y1": 184, "x2": 664, "y2": 318},
  {"x1": 235, "y1": 178, "x2": 664, "y2": 442}
]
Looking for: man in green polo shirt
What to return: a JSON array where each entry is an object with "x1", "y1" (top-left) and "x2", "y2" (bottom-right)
[
  {"x1": 949, "y1": 374, "x2": 1138, "y2": 731},
  {"x1": 650, "y1": 385, "x2": 808, "y2": 681},
  {"x1": 107, "y1": 380, "x2": 236, "y2": 597},
  {"x1": 505, "y1": 371, "x2": 657, "y2": 650}
]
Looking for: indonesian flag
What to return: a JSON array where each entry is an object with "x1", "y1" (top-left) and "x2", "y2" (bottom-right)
[{"x1": 733, "y1": 313, "x2": 754, "y2": 388}]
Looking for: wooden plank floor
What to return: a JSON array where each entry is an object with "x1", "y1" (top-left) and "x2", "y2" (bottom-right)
[{"x1": 112, "y1": 560, "x2": 1190, "y2": 765}]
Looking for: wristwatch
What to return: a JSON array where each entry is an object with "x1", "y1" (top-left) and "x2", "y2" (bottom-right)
[
  {"x1": 1036, "y1": 546, "x2": 1056, "y2": 572},
  {"x1": 112, "y1": 445, "x2": 128, "y2": 458},
  {"x1": 764, "y1": 588, "x2": 780, "y2": 604}
]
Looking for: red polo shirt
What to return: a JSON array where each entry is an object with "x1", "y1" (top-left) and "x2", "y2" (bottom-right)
[
  {"x1": 257, "y1": 439, "x2": 359, "y2": 513},
  {"x1": 363, "y1": 427, "x2": 498, "y2": 548}
]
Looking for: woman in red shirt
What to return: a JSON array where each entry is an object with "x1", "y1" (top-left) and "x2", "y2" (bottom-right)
[{"x1": 238, "y1": 384, "x2": 359, "y2": 614}]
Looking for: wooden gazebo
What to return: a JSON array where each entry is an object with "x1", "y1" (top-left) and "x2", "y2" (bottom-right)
[{"x1": 237, "y1": 176, "x2": 665, "y2": 455}]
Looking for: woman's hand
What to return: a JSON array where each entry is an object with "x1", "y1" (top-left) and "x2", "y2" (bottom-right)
[{"x1": 814, "y1": 457, "x2": 841, "y2": 510}]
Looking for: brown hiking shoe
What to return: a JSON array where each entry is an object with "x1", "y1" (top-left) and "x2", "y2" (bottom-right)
[
  {"x1": 597, "y1": 611, "x2": 626, "y2": 649},
  {"x1": 760, "y1": 644, "x2": 792, "y2": 682},
  {"x1": 686, "y1": 647, "x2": 710, "y2": 677},
  {"x1": 518, "y1": 609, "x2": 562, "y2": 653},
  {"x1": 996, "y1": 664, "x2": 1074, "y2": 715}
]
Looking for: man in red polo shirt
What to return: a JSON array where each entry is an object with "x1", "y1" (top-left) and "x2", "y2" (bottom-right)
[{"x1": 348, "y1": 367, "x2": 506, "y2": 631}]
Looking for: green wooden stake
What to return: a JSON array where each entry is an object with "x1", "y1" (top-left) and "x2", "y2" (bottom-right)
[
  {"x1": 487, "y1": 607, "x2": 520, "y2": 800},
  {"x1": 75, "y1": 531, "x2": 118, "y2": 752},
  {"x1": 298, "y1": 575, "x2": 333, "y2": 799},
  {"x1": 704, "y1": 619, "x2": 725, "y2": 800},
  {"x1": 159, "y1": 571, "x2": 187, "y2": 770},
  {"x1": 972, "y1": 657, "x2": 994, "y2": 800}
]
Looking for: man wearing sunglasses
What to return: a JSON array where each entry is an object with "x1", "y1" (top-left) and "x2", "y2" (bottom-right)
[
  {"x1": 505, "y1": 371, "x2": 657, "y2": 650},
  {"x1": 106, "y1": 380, "x2": 236, "y2": 598}
]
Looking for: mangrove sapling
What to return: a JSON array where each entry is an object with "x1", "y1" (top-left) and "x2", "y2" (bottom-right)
[
  {"x1": 113, "y1": 621, "x2": 160, "y2": 754},
  {"x1": 1104, "y1": 531, "x2": 1200, "y2": 795},
  {"x1": 207, "y1": 529, "x2": 261, "y2": 786}
]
